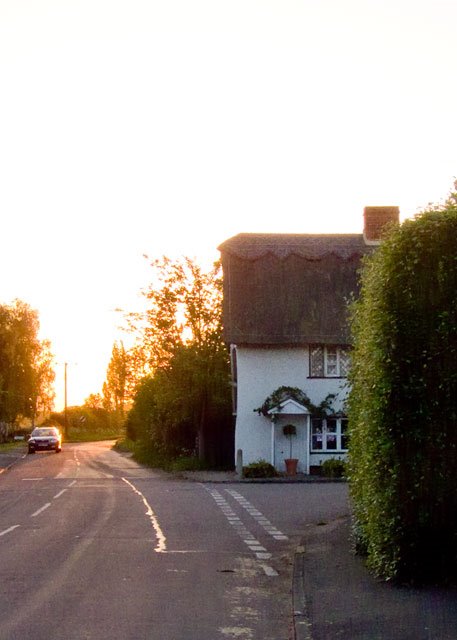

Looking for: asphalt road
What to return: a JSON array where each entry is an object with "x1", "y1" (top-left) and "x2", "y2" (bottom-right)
[{"x1": 0, "y1": 441, "x2": 348, "y2": 640}]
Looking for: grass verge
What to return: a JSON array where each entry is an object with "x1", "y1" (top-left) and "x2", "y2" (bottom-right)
[
  {"x1": 0, "y1": 441, "x2": 26, "y2": 452},
  {"x1": 113, "y1": 438, "x2": 211, "y2": 472}
]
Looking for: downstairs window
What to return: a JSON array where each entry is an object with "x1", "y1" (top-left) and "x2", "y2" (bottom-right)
[{"x1": 311, "y1": 417, "x2": 349, "y2": 452}]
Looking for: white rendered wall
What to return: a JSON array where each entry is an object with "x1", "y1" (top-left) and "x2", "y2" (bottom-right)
[{"x1": 234, "y1": 346, "x2": 348, "y2": 470}]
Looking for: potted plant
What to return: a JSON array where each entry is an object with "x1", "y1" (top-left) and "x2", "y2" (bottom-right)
[{"x1": 283, "y1": 424, "x2": 299, "y2": 475}]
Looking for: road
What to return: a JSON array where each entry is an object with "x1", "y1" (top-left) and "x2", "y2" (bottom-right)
[{"x1": 0, "y1": 441, "x2": 348, "y2": 640}]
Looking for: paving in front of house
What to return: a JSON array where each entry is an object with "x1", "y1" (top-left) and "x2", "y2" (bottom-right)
[{"x1": 293, "y1": 516, "x2": 457, "y2": 640}]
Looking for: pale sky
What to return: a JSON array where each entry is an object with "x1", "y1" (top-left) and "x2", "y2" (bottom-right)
[{"x1": 1, "y1": 0, "x2": 456, "y2": 410}]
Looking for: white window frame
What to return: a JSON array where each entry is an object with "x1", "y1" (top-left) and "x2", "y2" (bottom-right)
[
  {"x1": 311, "y1": 417, "x2": 349, "y2": 452},
  {"x1": 309, "y1": 345, "x2": 350, "y2": 378}
]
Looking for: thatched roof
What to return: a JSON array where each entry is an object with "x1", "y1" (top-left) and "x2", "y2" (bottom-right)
[
  {"x1": 218, "y1": 233, "x2": 373, "y2": 346},
  {"x1": 219, "y1": 233, "x2": 369, "y2": 261}
]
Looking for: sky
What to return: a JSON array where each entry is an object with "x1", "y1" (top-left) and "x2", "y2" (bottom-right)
[{"x1": 1, "y1": 0, "x2": 456, "y2": 410}]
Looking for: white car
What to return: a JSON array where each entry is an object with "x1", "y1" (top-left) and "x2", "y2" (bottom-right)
[{"x1": 28, "y1": 427, "x2": 62, "y2": 454}]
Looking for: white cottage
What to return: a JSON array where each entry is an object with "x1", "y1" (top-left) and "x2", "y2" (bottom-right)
[{"x1": 218, "y1": 207, "x2": 399, "y2": 474}]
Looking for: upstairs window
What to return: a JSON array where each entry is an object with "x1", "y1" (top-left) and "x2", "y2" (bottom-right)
[{"x1": 309, "y1": 345, "x2": 350, "y2": 378}]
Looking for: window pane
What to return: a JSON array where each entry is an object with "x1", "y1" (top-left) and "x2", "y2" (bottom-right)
[
  {"x1": 312, "y1": 419, "x2": 323, "y2": 434},
  {"x1": 341, "y1": 419, "x2": 349, "y2": 450},
  {"x1": 326, "y1": 348, "x2": 338, "y2": 376},
  {"x1": 339, "y1": 348, "x2": 351, "y2": 377},
  {"x1": 326, "y1": 419, "x2": 337, "y2": 449},
  {"x1": 311, "y1": 419, "x2": 323, "y2": 450},
  {"x1": 310, "y1": 346, "x2": 324, "y2": 376}
]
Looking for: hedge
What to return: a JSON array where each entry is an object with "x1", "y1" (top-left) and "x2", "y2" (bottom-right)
[{"x1": 348, "y1": 198, "x2": 457, "y2": 583}]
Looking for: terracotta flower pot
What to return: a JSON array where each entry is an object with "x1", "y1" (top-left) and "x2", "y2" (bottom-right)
[{"x1": 285, "y1": 458, "x2": 299, "y2": 476}]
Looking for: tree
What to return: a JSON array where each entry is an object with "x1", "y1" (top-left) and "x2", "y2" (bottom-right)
[
  {"x1": 0, "y1": 300, "x2": 55, "y2": 425},
  {"x1": 348, "y1": 186, "x2": 457, "y2": 583},
  {"x1": 102, "y1": 341, "x2": 131, "y2": 416},
  {"x1": 29, "y1": 338, "x2": 55, "y2": 424},
  {"x1": 125, "y1": 257, "x2": 233, "y2": 466},
  {"x1": 84, "y1": 393, "x2": 104, "y2": 410}
]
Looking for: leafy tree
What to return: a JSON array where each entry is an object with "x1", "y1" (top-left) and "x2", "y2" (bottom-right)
[
  {"x1": 348, "y1": 186, "x2": 457, "y2": 583},
  {"x1": 126, "y1": 257, "x2": 225, "y2": 368},
  {"x1": 102, "y1": 341, "x2": 131, "y2": 416},
  {"x1": 124, "y1": 376, "x2": 157, "y2": 443},
  {"x1": 0, "y1": 300, "x2": 55, "y2": 425},
  {"x1": 125, "y1": 257, "x2": 233, "y2": 467},
  {"x1": 30, "y1": 339, "x2": 55, "y2": 423},
  {"x1": 84, "y1": 393, "x2": 104, "y2": 410}
]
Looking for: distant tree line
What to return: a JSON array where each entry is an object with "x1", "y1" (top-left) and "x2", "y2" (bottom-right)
[{"x1": 50, "y1": 344, "x2": 131, "y2": 440}]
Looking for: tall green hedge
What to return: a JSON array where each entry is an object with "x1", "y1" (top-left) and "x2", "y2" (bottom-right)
[{"x1": 348, "y1": 202, "x2": 457, "y2": 583}]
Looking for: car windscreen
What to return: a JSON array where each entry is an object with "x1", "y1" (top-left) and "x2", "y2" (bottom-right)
[{"x1": 31, "y1": 429, "x2": 56, "y2": 437}]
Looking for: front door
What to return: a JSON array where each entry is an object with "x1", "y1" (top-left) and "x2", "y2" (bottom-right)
[{"x1": 273, "y1": 417, "x2": 309, "y2": 474}]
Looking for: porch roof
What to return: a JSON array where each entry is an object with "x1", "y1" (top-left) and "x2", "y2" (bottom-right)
[{"x1": 267, "y1": 398, "x2": 310, "y2": 415}]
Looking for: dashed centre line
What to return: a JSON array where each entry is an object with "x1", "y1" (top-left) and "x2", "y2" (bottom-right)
[
  {"x1": 31, "y1": 503, "x2": 51, "y2": 518},
  {"x1": 0, "y1": 525, "x2": 20, "y2": 537},
  {"x1": 0, "y1": 480, "x2": 78, "y2": 539}
]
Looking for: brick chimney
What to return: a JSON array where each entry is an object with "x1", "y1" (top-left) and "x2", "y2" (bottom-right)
[{"x1": 363, "y1": 206, "x2": 400, "y2": 245}]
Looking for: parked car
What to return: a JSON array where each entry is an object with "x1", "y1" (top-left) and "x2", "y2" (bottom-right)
[{"x1": 28, "y1": 427, "x2": 62, "y2": 454}]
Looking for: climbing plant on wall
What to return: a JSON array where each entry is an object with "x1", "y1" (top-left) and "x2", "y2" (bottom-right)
[{"x1": 254, "y1": 385, "x2": 337, "y2": 419}]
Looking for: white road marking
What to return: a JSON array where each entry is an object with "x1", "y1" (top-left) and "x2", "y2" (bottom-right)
[
  {"x1": 0, "y1": 525, "x2": 20, "y2": 537},
  {"x1": 207, "y1": 489, "x2": 278, "y2": 576},
  {"x1": 162, "y1": 550, "x2": 206, "y2": 554},
  {"x1": 121, "y1": 477, "x2": 167, "y2": 553},
  {"x1": 219, "y1": 627, "x2": 254, "y2": 639},
  {"x1": 53, "y1": 489, "x2": 67, "y2": 499},
  {"x1": 260, "y1": 564, "x2": 278, "y2": 577},
  {"x1": 22, "y1": 478, "x2": 43, "y2": 481},
  {"x1": 167, "y1": 569, "x2": 189, "y2": 573},
  {"x1": 31, "y1": 503, "x2": 51, "y2": 517},
  {"x1": 68, "y1": 480, "x2": 77, "y2": 487},
  {"x1": 225, "y1": 489, "x2": 289, "y2": 541}
]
